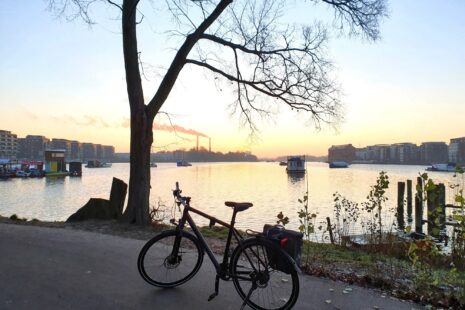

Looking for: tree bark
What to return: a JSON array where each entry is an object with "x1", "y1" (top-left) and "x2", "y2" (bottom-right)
[
  {"x1": 120, "y1": 0, "x2": 152, "y2": 224},
  {"x1": 122, "y1": 108, "x2": 153, "y2": 224}
]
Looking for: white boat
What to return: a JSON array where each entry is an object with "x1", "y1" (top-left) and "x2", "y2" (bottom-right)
[
  {"x1": 425, "y1": 163, "x2": 456, "y2": 172},
  {"x1": 150, "y1": 162, "x2": 157, "y2": 168},
  {"x1": 286, "y1": 156, "x2": 306, "y2": 173},
  {"x1": 85, "y1": 160, "x2": 112, "y2": 168},
  {"x1": 16, "y1": 170, "x2": 31, "y2": 177},
  {"x1": 329, "y1": 161, "x2": 349, "y2": 168},
  {"x1": 176, "y1": 160, "x2": 192, "y2": 167}
]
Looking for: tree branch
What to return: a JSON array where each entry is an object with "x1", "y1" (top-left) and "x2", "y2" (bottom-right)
[{"x1": 146, "y1": 0, "x2": 233, "y2": 120}]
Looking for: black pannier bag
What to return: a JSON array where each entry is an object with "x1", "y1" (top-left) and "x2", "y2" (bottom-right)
[{"x1": 263, "y1": 224, "x2": 303, "y2": 273}]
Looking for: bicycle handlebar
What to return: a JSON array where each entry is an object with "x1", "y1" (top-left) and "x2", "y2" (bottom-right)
[{"x1": 173, "y1": 182, "x2": 189, "y2": 206}]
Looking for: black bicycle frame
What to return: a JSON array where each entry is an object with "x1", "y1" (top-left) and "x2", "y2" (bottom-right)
[{"x1": 174, "y1": 197, "x2": 249, "y2": 279}]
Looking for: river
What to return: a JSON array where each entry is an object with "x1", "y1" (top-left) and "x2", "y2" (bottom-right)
[{"x1": 0, "y1": 162, "x2": 460, "y2": 233}]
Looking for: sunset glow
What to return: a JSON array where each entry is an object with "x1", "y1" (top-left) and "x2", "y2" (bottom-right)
[{"x1": 1, "y1": 1, "x2": 464, "y2": 158}]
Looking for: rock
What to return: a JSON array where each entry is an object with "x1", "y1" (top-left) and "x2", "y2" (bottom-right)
[{"x1": 66, "y1": 198, "x2": 117, "y2": 222}]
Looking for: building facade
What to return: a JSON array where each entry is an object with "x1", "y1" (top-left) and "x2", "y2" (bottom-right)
[
  {"x1": 0, "y1": 130, "x2": 18, "y2": 159},
  {"x1": 17, "y1": 135, "x2": 49, "y2": 160},
  {"x1": 419, "y1": 142, "x2": 448, "y2": 164},
  {"x1": 449, "y1": 137, "x2": 465, "y2": 165},
  {"x1": 389, "y1": 143, "x2": 419, "y2": 164},
  {"x1": 69, "y1": 141, "x2": 81, "y2": 161},
  {"x1": 102, "y1": 145, "x2": 115, "y2": 160},
  {"x1": 81, "y1": 143, "x2": 97, "y2": 161}
]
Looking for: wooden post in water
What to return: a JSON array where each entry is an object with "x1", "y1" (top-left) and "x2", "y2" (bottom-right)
[
  {"x1": 397, "y1": 181, "x2": 405, "y2": 230},
  {"x1": 415, "y1": 177, "x2": 423, "y2": 234},
  {"x1": 326, "y1": 217, "x2": 335, "y2": 244},
  {"x1": 426, "y1": 184, "x2": 434, "y2": 236},
  {"x1": 407, "y1": 179, "x2": 413, "y2": 222},
  {"x1": 437, "y1": 183, "x2": 446, "y2": 230}
]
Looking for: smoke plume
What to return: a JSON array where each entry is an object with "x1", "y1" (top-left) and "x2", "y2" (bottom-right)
[{"x1": 153, "y1": 123, "x2": 208, "y2": 138}]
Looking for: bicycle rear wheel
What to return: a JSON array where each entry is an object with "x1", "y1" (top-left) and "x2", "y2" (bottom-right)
[
  {"x1": 230, "y1": 238, "x2": 299, "y2": 310},
  {"x1": 138, "y1": 229, "x2": 203, "y2": 288}
]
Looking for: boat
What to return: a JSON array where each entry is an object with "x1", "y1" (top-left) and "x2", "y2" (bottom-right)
[
  {"x1": 69, "y1": 161, "x2": 82, "y2": 177},
  {"x1": 15, "y1": 170, "x2": 31, "y2": 177},
  {"x1": 279, "y1": 161, "x2": 287, "y2": 166},
  {"x1": 425, "y1": 163, "x2": 457, "y2": 172},
  {"x1": 150, "y1": 162, "x2": 157, "y2": 168},
  {"x1": 329, "y1": 161, "x2": 349, "y2": 168},
  {"x1": 176, "y1": 160, "x2": 192, "y2": 167},
  {"x1": 0, "y1": 170, "x2": 14, "y2": 179},
  {"x1": 286, "y1": 156, "x2": 306, "y2": 173},
  {"x1": 85, "y1": 160, "x2": 112, "y2": 168},
  {"x1": 29, "y1": 168, "x2": 45, "y2": 178}
]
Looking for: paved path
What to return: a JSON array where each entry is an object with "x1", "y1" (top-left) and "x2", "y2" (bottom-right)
[{"x1": 0, "y1": 223, "x2": 423, "y2": 310}]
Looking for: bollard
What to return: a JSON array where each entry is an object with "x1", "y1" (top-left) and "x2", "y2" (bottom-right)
[
  {"x1": 407, "y1": 179, "x2": 413, "y2": 222},
  {"x1": 326, "y1": 217, "x2": 335, "y2": 244},
  {"x1": 397, "y1": 181, "x2": 405, "y2": 230},
  {"x1": 415, "y1": 177, "x2": 423, "y2": 234}
]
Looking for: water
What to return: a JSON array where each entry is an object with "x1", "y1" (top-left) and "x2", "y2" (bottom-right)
[{"x1": 0, "y1": 162, "x2": 460, "y2": 232}]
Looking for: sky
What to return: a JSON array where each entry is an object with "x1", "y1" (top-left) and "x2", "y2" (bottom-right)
[{"x1": 0, "y1": 0, "x2": 464, "y2": 158}]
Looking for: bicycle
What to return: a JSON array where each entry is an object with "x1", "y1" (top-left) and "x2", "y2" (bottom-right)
[{"x1": 137, "y1": 182, "x2": 300, "y2": 310}]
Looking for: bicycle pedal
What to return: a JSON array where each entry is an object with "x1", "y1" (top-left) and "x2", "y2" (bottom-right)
[{"x1": 207, "y1": 292, "x2": 218, "y2": 301}]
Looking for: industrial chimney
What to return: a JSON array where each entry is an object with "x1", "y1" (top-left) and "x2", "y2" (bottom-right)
[
  {"x1": 196, "y1": 135, "x2": 199, "y2": 151},
  {"x1": 209, "y1": 138, "x2": 211, "y2": 152}
]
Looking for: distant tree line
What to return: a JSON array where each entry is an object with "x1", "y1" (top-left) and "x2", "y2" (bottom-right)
[{"x1": 113, "y1": 148, "x2": 258, "y2": 163}]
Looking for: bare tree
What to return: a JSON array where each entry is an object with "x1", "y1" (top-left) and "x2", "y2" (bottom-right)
[{"x1": 47, "y1": 0, "x2": 387, "y2": 224}]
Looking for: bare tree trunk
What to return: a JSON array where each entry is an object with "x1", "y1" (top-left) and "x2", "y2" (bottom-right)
[
  {"x1": 120, "y1": 0, "x2": 152, "y2": 224},
  {"x1": 122, "y1": 109, "x2": 153, "y2": 224}
]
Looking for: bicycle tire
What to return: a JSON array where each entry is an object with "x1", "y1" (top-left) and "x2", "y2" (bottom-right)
[
  {"x1": 230, "y1": 237, "x2": 299, "y2": 310},
  {"x1": 137, "y1": 229, "x2": 204, "y2": 288}
]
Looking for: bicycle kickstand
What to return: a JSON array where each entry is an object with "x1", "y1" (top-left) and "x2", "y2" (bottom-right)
[
  {"x1": 240, "y1": 281, "x2": 257, "y2": 310},
  {"x1": 208, "y1": 275, "x2": 220, "y2": 301}
]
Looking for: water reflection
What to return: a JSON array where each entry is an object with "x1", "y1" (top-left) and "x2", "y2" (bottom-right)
[
  {"x1": 287, "y1": 173, "x2": 306, "y2": 184},
  {"x1": 45, "y1": 176, "x2": 66, "y2": 186},
  {"x1": 0, "y1": 162, "x2": 459, "y2": 232}
]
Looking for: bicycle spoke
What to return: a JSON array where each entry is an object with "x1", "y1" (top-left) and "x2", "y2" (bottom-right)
[
  {"x1": 231, "y1": 239, "x2": 298, "y2": 310},
  {"x1": 138, "y1": 230, "x2": 203, "y2": 288}
]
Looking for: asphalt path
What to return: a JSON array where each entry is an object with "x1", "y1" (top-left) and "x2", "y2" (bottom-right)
[{"x1": 0, "y1": 223, "x2": 423, "y2": 310}]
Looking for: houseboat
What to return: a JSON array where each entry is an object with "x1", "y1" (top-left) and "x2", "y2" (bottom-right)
[
  {"x1": 286, "y1": 156, "x2": 306, "y2": 173},
  {"x1": 69, "y1": 161, "x2": 83, "y2": 176},
  {"x1": 426, "y1": 163, "x2": 457, "y2": 172},
  {"x1": 329, "y1": 161, "x2": 349, "y2": 168},
  {"x1": 176, "y1": 160, "x2": 192, "y2": 167},
  {"x1": 85, "y1": 160, "x2": 112, "y2": 168},
  {"x1": 44, "y1": 149, "x2": 69, "y2": 177}
]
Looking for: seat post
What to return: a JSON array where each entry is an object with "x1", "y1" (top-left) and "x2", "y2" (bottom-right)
[
  {"x1": 222, "y1": 209, "x2": 238, "y2": 268},
  {"x1": 230, "y1": 209, "x2": 238, "y2": 227}
]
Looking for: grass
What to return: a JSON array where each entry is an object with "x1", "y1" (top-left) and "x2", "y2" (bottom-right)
[{"x1": 301, "y1": 240, "x2": 465, "y2": 308}]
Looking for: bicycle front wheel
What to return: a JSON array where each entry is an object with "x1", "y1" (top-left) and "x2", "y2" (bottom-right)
[
  {"x1": 230, "y1": 238, "x2": 299, "y2": 310},
  {"x1": 137, "y1": 229, "x2": 203, "y2": 288}
]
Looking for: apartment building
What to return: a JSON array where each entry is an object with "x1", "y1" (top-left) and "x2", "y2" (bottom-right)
[
  {"x1": 0, "y1": 130, "x2": 18, "y2": 159},
  {"x1": 419, "y1": 142, "x2": 448, "y2": 164},
  {"x1": 449, "y1": 137, "x2": 465, "y2": 165}
]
